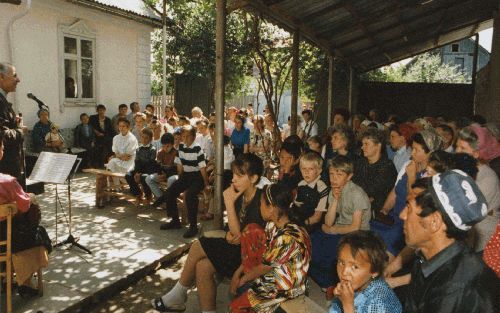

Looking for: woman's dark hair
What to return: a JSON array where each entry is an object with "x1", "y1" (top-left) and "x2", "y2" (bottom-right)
[
  {"x1": 428, "y1": 150, "x2": 453, "y2": 173},
  {"x1": 117, "y1": 117, "x2": 130, "y2": 127},
  {"x1": 413, "y1": 178, "x2": 468, "y2": 241},
  {"x1": 231, "y1": 153, "x2": 263, "y2": 185},
  {"x1": 96, "y1": 104, "x2": 106, "y2": 111},
  {"x1": 234, "y1": 113, "x2": 246, "y2": 126},
  {"x1": 337, "y1": 231, "x2": 388, "y2": 276},
  {"x1": 262, "y1": 183, "x2": 317, "y2": 226},
  {"x1": 281, "y1": 135, "x2": 303, "y2": 160},
  {"x1": 411, "y1": 132, "x2": 430, "y2": 153},
  {"x1": 452, "y1": 153, "x2": 478, "y2": 180},
  {"x1": 160, "y1": 133, "x2": 174, "y2": 145}
]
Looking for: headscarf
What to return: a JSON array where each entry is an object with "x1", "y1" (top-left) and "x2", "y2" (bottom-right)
[
  {"x1": 420, "y1": 128, "x2": 443, "y2": 152},
  {"x1": 470, "y1": 124, "x2": 500, "y2": 162}
]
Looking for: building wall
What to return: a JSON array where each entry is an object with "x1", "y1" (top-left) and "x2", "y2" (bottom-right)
[
  {"x1": 0, "y1": 0, "x2": 152, "y2": 129},
  {"x1": 440, "y1": 38, "x2": 490, "y2": 82}
]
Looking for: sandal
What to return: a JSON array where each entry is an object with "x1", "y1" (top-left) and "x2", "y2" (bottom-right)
[{"x1": 151, "y1": 297, "x2": 186, "y2": 312}]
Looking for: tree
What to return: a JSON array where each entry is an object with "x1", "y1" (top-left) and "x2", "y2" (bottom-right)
[
  {"x1": 146, "y1": 0, "x2": 253, "y2": 103},
  {"x1": 361, "y1": 52, "x2": 467, "y2": 83}
]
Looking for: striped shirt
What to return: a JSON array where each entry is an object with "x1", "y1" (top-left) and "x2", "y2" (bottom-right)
[{"x1": 174, "y1": 142, "x2": 206, "y2": 172}]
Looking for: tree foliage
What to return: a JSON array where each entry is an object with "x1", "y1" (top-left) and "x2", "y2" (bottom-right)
[
  {"x1": 361, "y1": 52, "x2": 467, "y2": 83},
  {"x1": 145, "y1": 0, "x2": 253, "y2": 100}
]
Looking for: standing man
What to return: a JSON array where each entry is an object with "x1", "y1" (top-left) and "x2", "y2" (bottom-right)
[
  {"x1": 0, "y1": 62, "x2": 23, "y2": 182},
  {"x1": 400, "y1": 172, "x2": 496, "y2": 313},
  {"x1": 301, "y1": 109, "x2": 318, "y2": 140},
  {"x1": 127, "y1": 101, "x2": 141, "y2": 129},
  {"x1": 111, "y1": 103, "x2": 128, "y2": 134}
]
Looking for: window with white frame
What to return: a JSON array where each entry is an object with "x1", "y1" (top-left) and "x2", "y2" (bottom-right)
[{"x1": 59, "y1": 21, "x2": 96, "y2": 106}]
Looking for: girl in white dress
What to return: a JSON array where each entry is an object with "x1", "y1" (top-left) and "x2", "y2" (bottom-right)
[{"x1": 107, "y1": 118, "x2": 138, "y2": 189}]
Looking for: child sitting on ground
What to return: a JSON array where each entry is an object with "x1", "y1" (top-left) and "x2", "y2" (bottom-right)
[
  {"x1": 125, "y1": 127, "x2": 157, "y2": 205},
  {"x1": 107, "y1": 118, "x2": 138, "y2": 190},
  {"x1": 298, "y1": 151, "x2": 330, "y2": 231},
  {"x1": 329, "y1": 231, "x2": 402, "y2": 313},
  {"x1": 309, "y1": 155, "x2": 371, "y2": 288},
  {"x1": 45, "y1": 123, "x2": 65, "y2": 153}
]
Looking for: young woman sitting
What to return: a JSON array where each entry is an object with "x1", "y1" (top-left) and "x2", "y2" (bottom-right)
[{"x1": 151, "y1": 153, "x2": 265, "y2": 313}]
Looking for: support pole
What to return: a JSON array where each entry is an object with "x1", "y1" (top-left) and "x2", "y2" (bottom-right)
[
  {"x1": 471, "y1": 33, "x2": 479, "y2": 113},
  {"x1": 327, "y1": 54, "x2": 334, "y2": 126},
  {"x1": 348, "y1": 66, "x2": 353, "y2": 114},
  {"x1": 162, "y1": 1, "x2": 167, "y2": 109},
  {"x1": 291, "y1": 30, "x2": 300, "y2": 135},
  {"x1": 214, "y1": 0, "x2": 226, "y2": 229}
]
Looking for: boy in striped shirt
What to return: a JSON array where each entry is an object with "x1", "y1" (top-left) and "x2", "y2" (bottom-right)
[{"x1": 159, "y1": 125, "x2": 208, "y2": 238}]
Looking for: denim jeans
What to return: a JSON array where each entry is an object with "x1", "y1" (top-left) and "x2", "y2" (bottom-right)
[{"x1": 145, "y1": 173, "x2": 178, "y2": 198}]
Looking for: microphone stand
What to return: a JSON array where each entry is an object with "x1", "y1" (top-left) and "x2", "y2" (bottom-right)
[{"x1": 53, "y1": 157, "x2": 92, "y2": 254}]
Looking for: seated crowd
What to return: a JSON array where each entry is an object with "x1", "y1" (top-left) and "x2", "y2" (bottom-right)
[{"x1": 18, "y1": 102, "x2": 500, "y2": 312}]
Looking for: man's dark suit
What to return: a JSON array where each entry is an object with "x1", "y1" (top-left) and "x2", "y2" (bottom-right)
[
  {"x1": 89, "y1": 114, "x2": 114, "y2": 168},
  {"x1": 0, "y1": 92, "x2": 23, "y2": 181}
]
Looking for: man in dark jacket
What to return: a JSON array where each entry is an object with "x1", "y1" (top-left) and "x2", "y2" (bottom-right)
[
  {"x1": 0, "y1": 62, "x2": 23, "y2": 182},
  {"x1": 400, "y1": 172, "x2": 497, "y2": 313}
]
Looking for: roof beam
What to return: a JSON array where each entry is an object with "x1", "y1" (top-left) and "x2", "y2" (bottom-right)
[
  {"x1": 344, "y1": 3, "x2": 391, "y2": 62},
  {"x1": 235, "y1": 0, "x2": 335, "y2": 54},
  {"x1": 352, "y1": 15, "x2": 492, "y2": 70},
  {"x1": 319, "y1": 0, "x2": 460, "y2": 44},
  {"x1": 345, "y1": 0, "x2": 490, "y2": 57},
  {"x1": 299, "y1": 0, "x2": 347, "y2": 23}
]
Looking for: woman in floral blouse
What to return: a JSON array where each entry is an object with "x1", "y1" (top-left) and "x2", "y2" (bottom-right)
[
  {"x1": 249, "y1": 115, "x2": 272, "y2": 164},
  {"x1": 230, "y1": 183, "x2": 319, "y2": 313}
]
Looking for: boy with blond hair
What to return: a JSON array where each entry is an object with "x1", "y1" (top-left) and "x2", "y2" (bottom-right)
[{"x1": 298, "y1": 151, "x2": 329, "y2": 229}]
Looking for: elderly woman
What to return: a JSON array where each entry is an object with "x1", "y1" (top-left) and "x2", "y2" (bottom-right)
[
  {"x1": 372, "y1": 129, "x2": 442, "y2": 258},
  {"x1": 0, "y1": 133, "x2": 49, "y2": 298},
  {"x1": 31, "y1": 109, "x2": 53, "y2": 153}
]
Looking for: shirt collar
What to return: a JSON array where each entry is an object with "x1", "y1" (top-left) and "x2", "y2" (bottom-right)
[
  {"x1": 395, "y1": 145, "x2": 409, "y2": 155},
  {"x1": 140, "y1": 143, "x2": 152, "y2": 148},
  {"x1": 298, "y1": 175, "x2": 321, "y2": 188},
  {"x1": 418, "y1": 241, "x2": 464, "y2": 278},
  {"x1": 0, "y1": 88, "x2": 6, "y2": 98}
]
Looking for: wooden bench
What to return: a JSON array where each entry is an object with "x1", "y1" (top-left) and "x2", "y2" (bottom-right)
[
  {"x1": 280, "y1": 295, "x2": 328, "y2": 313},
  {"x1": 82, "y1": 168, "x2": 132, "y2": 208},
  {"x1": 83, "y1": 169, "x2": 207, "y2": 225}
]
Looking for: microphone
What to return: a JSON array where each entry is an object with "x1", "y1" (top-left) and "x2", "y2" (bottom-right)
[{"x1": 27, "y1": 93, "x2": 49, "y2": 111}]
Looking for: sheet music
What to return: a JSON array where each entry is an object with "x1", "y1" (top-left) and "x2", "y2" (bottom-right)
[{"x1": 29, "y1": 152, "x2": 77, "y2": 184}]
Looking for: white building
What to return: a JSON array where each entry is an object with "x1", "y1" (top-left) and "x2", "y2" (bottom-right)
[{"x1": 0, "y1": 0, "x2": 160, "y2": 129}]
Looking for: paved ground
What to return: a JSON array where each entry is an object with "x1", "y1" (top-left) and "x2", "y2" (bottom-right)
[
  {"x1": 2, "y1": 173, "x2": 330, "y2": 313},
  {"x1": 7, "y1": 173, "x2": 197, "y2": 313}
]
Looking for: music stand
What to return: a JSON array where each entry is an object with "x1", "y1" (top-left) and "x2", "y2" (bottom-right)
[{"x1": 29, "y1": 152, "x2": 91, "y2": 254}]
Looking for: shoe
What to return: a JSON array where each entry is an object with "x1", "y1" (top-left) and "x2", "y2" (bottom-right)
[
  {"x1": 18, "y1": 285, "x2": 39, "y2": 298},
  {"x1": 160, "y1": 221, "x2": 182, "y2": 230},
  {"x1": 183, "y1": 226, "x2": 198, "y2": 238},
  {"x1": 151, "y1": 297, "x2": 186, "y2": 312},
  {"x1": 152, "y1": 196, "x2": 164, "y2": 208}
]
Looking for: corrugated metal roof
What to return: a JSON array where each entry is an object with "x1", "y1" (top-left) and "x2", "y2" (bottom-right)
[
  {"x1": 234, "y1": 0, "x2": 497, "y2": 71},
  {"x1": 67, "y1": 0, "x2": 162, "y2": 26},
  {"x1": 93, "y1": 0, "x2": 159, "y2": 20}
]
